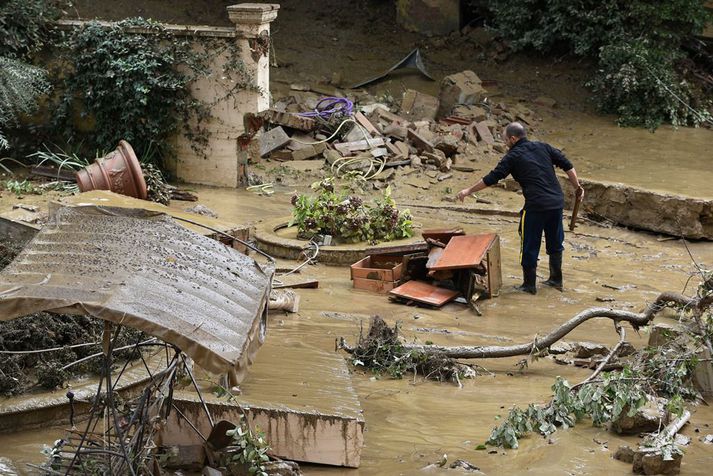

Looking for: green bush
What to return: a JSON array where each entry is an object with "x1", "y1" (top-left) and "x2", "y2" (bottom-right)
[
  {"x1": 290, "y1": 179, "x2": 414, "y2": 243},
  {"x1": 54, "y1": 18, "x2": 206, "y2": 165},
  {"x1": 54, "y1": 18, "x2": 251, "y2": 166},
  {"x1": 589, "y1": 39, "x2": 710, "y2": 128},
  {"x1": 486, "y1": 0, "x2": 712, "y2": 128},
  {"x1": 0, "y1": 57, "x2": 50, "y2": 152},
  {"x1": 0, "y1": 0, "x2": 59, "y2": 60}
]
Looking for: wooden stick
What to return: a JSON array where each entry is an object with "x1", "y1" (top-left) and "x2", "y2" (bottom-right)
[{"x1": 569, "y1": 193, "x2": 583, "y2": 231}]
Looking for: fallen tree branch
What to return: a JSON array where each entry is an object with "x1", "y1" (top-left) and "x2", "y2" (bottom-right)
[{"x1": 401, "y1": 292, "x2": 702, "y2": 359}]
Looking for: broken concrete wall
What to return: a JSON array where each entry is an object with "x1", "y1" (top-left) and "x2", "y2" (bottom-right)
[
  {"x1": 172, "y1": 4, "x2": 280, "y2": 187},
  {"x1": 164, "y1": 393, "x2": 364, "y2": 468},
  {"x1": 396, "y1": 0, "x2": 460, "y2": 36},
  {"x1": 559, "y1": 176, "x2": 713, "y2": 240}
]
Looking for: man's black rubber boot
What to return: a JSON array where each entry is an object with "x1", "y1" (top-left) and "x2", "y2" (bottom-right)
[
  {"x1": 543, "y1": 252, "x2": 563, "y2": 291},
  {"x1": 516, "y1": 267, "x2": 537, "y2": 295}
]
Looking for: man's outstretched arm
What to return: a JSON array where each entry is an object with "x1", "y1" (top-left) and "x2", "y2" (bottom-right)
[{"x1": 456, "y1": 179, "x2": 488, "y2": 201}]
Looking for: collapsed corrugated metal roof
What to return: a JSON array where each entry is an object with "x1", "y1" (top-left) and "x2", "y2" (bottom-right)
[{"x1": 0, "y1": 206, "x2": 273, "y2": 382}]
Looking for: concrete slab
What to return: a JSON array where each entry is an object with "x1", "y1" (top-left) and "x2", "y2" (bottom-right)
[
  {"x1": 559, "y1": 176, "x2": 713, "y2": 240},
  {"x1": 0, "y1": 352, "x2": 165, "y2": 433},
  {"x1": 164, "y1": 340, "x2": 365, "y2": 467}
]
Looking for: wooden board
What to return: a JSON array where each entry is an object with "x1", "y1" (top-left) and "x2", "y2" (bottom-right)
[
  {"x1": 429, "y1": 233, "x2": 497, "y2": 271},
  {"x1": 485, "y1": 235, "x2": 502, "y2": 297},
  {"x1": 389, "y1": 280, "x2": 459, "y2": 307},
  {"x1": 350, "y1": 255, "x2": 404, "y2": 282},
  {"x1": 421, "y1": 228, "x2": 465, "y2": 245},
  {"x1": 352, "y1": 277, "x2": 396, "y2": 294}
]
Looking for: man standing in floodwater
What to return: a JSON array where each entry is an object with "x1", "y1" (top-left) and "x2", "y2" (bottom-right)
[{"x1": 456, "y1": 122, "x2": 584, "y2": 294}]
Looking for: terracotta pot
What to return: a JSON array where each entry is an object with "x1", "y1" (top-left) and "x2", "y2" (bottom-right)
[{"x1": 75, "y1": 140, "x2": 148, "y2": 200}]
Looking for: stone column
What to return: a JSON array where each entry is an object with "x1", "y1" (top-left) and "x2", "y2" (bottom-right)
[
  {"x1": 229, "y1": 3, "x2": 280, "y2": 186},
  {"x1": 228, "y1": 3, "x2": 280, "y2": 112},
  {"x1": 171, "y1": 3, "x2": 279, "y2": 187}
]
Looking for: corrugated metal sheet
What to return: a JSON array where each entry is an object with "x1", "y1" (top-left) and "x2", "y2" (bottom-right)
[{"x1": 0, "y1": 206, "x2": 273, "y2": 382}]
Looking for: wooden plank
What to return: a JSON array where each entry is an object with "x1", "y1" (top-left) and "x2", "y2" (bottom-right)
[
  {"x1": 486, "y1": 236, "x2": 502, "y2": 297},
  {"x1": 334, "y1": 137, "x2": 386, "y2": 155},
  {"x1": 389, "y1": 280, "x2": 459, "y2": 307},
  {"x1": 421, "y1": 228, "x2": 465, "y2": 244},
  {"x1": 425, "y1": 247, "x2": 444, "y2": 269},
  {"x1": 429, "y1": 234, "x2": 497, "y2": 271},
  {"x1": 352, "y1": 277, "x2": 396, "y2": 294},
  {"x1": 273, "y1": 280, "x2": 319, "y2": 289},
  {"x1": 368, "y1": 242, "x2": 429, "y2": 256}
]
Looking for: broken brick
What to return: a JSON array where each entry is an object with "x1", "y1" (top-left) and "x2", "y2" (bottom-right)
[
  {"x1": 407, "y1": 128, "x2": 435, "y2": 153},
  {"x1": 258, "y1": 109, "x2": 316, "y2": 132},
  {"x1": 354, "y1": 111, "x2": 380, "y2": 136},
  {"x1": 474, "y1": 122, "x2": 495, "y2": 145},
  {"x1": 259, "y1": 127, "x2": 291, "y2": 157},
  {"x1": 400, "y1": 89, "x2": 440, "y2": 121},
  {"x1": 438, "y1": 70, "x2": 487, "y2": 117},
  {"x1": 534, "y1": 96, "x2": 557, "y2": 108}
]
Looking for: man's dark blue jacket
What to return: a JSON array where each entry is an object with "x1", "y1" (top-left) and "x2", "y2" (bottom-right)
[{"x1": 482, "y1": 139, "x2": 573, "y2": 211}]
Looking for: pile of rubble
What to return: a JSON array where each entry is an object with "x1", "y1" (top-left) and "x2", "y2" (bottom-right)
[{"x1": 256, "y1": 70, "x2": 539, "y2": 188}]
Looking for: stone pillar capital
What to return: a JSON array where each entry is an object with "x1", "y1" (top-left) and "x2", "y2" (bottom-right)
[{"x1": 228, "y1": 3, "x2": 280, "y2": 32}]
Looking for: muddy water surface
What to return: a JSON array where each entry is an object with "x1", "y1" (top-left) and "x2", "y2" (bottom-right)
[
  {"x1": 541, "y1": 113, "x2": 713, "y2": 199},
  {"x1": 202, "y1": 191, "x2": 713, "y2": 475},
  {"x1": 1, "y1": 190, "x2": 713, "y2": 474}
]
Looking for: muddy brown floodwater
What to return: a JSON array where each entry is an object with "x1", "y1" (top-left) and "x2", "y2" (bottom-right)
[
  {"x1": 1, "y1": 188, "x2": 713, "y2": 474},
  {"x1": 182, "y1": 189, "x2": 713, "y2": 475}
]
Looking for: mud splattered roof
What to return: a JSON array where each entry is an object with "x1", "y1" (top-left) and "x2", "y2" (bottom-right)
[{"x1": 0, "y1": 206, "x2": 273, "y2": 381}]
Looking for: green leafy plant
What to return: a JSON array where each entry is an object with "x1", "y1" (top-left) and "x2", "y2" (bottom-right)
[
  {"x1": 225, "y1": 415, "x2": 271, "y2": 476},
  {"x1": 0, "y1": 0, "x2": 60, "y2": 60},
  {"x1": 0, "y1": 57, "x2": 51, "y2": 152},
  {"x1": 290, "y1": 178, "x2": 413, "y2": 243},
  {"x1": 5, "y1": 179, "x2": 40, "y2": 196},
  {"x1": 588, "y1": 39, "x2": 711, "y2": 128},
  {"x1": 54, "y1": 18, "x2": 252, "y2": 167},
  {"x1": 486, "y1": 372, "x2": 648, "y2": 449},
  {"x1": 486, "y1": 0, "x2": 712, "y2": 128}
]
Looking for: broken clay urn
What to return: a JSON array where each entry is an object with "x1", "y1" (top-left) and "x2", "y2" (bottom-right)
[{"x1": 75, "y1": 140, "x2": 148, "y2": 200}]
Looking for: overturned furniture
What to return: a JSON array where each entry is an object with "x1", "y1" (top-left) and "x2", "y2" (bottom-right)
[
  {"x1": 0, "y1": 205, "x2": 274, "y2": 473},
  {"x1": 389, "y1": 230, "x2": 502, "y2": 308}
]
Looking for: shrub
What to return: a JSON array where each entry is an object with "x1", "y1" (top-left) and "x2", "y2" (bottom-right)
[
  {"x1": 0, "y1": 0, "x2": 59, "y2": 60},
  {"x1": 54, "y1": 18, "x2": 251, "y2": 167},
  {"x1": 54, "y1": 18, "x2": 203, "y2": 165},
  {"x1": 588, "y1": 39, "x2": 711, "y2": 129},
  {"x1": 486, "y1": 0, "x2": 712, "y2": 128},
  {"x1": 290, "y1": 179, "x2": 414, "y2": 243},
  {"x1": 0, "y1": 57, "x2": 50, "y2": 152}
]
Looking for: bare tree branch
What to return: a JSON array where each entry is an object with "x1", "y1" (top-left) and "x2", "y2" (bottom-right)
[{"x1": 401, "y1": 292, "x2": 702, "y2": 359}]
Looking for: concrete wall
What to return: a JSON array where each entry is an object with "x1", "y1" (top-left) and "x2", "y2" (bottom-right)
[
  {"x1": 55, "y1": 3, "x2": 280, "y2": 188},
  {"x1": 559, "y1": 176, "x2": 713, "y2": 240},
  {"x1": 171, "y1": 4, "x2": 280, "y2": 187}
]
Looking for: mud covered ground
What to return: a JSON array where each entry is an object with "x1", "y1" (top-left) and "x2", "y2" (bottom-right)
[{"x1": 0, "y1": 0, "x2": 710, "y2": 473}]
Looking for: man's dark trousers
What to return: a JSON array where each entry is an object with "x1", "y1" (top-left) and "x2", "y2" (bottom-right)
[{"x1": 518, "y1": 208, "x2": 564, "y2": 269}]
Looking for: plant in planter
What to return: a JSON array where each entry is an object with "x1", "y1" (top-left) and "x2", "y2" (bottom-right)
[{"x1": 290, "y1": 178, "x2": 413, "y2": 244}]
